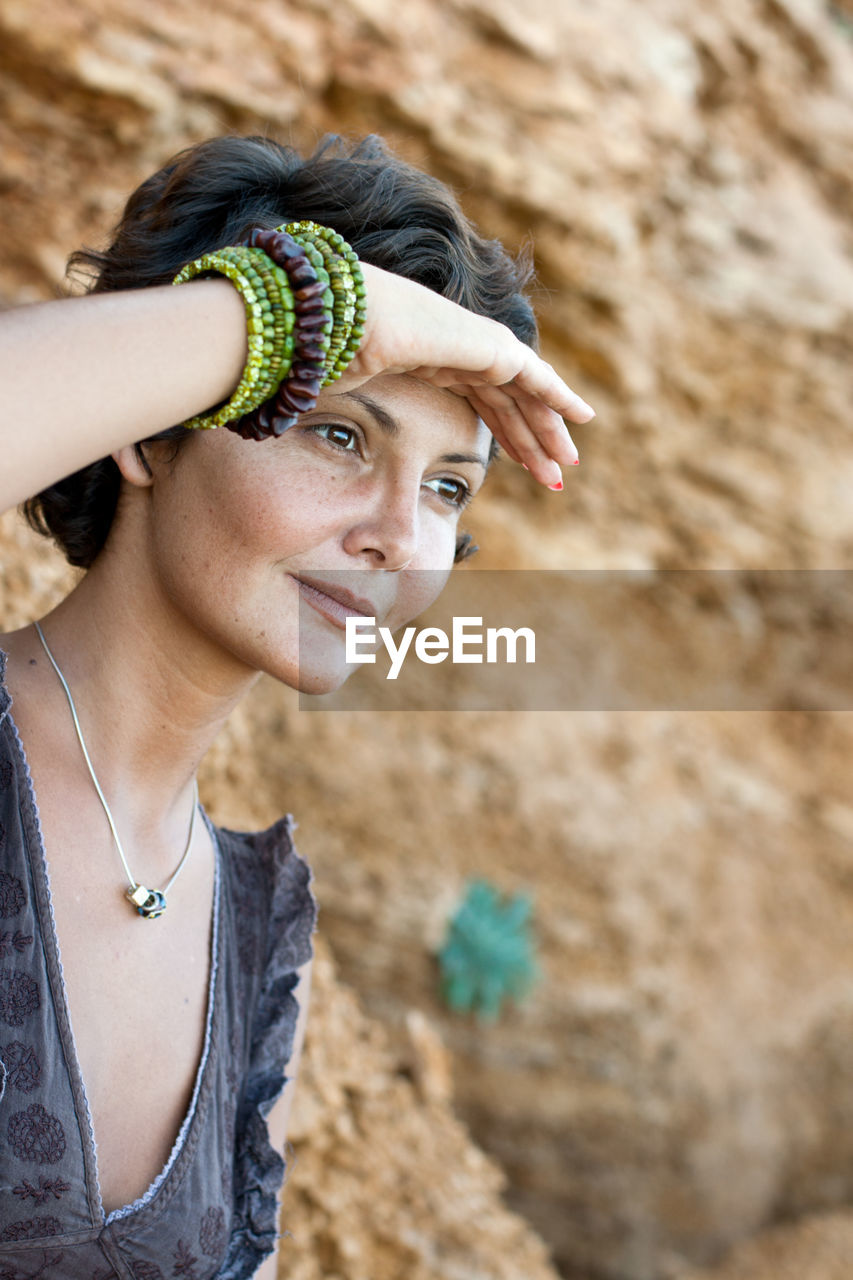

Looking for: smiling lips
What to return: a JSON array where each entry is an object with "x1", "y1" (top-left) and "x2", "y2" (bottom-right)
[{"x1": 292, "y1": 574, "x2": 382, "y2": 630}]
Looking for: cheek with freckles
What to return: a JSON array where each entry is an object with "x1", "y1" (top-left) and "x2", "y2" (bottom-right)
[
  {"x1": 153, "y1": 436, "x2": 344, "y2": 580},
  {"x1": 137, "y1": 441, "x2": 307, "y2": 674}
]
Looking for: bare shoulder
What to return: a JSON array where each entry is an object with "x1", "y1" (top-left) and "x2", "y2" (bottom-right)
[
  {"x1": 0, "y1": 625, "x2": 68, "y2": 765},
  {"x1": 0, "y1": 625, "x2": 41, "y2": 685}
]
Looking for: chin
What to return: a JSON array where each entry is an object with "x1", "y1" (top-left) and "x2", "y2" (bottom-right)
[
  {"x1": 275, "y1": 618, "x2": 361, "y2": 695},
  {"x1": 292, "y1": 662, "x2": 362, "y2": 696}
]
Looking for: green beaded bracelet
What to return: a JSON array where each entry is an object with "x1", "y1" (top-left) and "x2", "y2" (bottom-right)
[
  {"x1": 249, "y1": 254, "x2": 298, "y2": 401},
  {"x1": 172, "y1": 245, "x2": 296, "y2": 429},
  {"x1": 305, "y1": 239, "x2": 356, "y2": 373}
]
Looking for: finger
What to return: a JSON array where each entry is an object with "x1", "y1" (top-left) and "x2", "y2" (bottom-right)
[
  {"x1": 492, "y1": 437, "x2": 524, "y2": 466},
  {"x1": 469, "y1": 382, "x2": 579, "y2": 469},
  {"x1": 465, "y1": 387, "x2": 566, "y2": 487},
  {"x1": 497, "y1": 382, "x2": 580, "y2": 467},
  {"x1": 511, "y1": 351, "x2": 595, "y2": 424},
  {"x1": 448, "y1": 380, "x2": 573, "y2": 479}
]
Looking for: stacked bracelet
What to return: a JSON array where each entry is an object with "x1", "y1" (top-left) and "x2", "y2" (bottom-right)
[
  {"x1": 282, "y1": 221, "x2": 366, "y2": 384},
  {"x1": 230, "y1": 227, "x2": 331, "y2": 441},
  {"x1": 172, "y1": 247, "x2": 296, "y2": 430},
  {"x1": 171, "y1": 222, "x2": 365, "y2": 439}
]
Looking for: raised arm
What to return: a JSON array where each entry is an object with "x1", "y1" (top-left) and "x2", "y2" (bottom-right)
[
  {"x1": 0, "y1": 263, "x2": 593, "y2": 514},
  {"x1": 0, "y1": 279, "x2": 246, "y2": 513}
]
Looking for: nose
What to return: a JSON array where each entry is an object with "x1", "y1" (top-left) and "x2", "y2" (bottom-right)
[{"x1": 341, "y1": 480, "x2": 420, "y2": 571}]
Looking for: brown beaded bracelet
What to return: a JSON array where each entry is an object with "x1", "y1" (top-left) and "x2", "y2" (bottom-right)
[{"x1": 229, "y1": 227, "x2": 334, "y2": 441}]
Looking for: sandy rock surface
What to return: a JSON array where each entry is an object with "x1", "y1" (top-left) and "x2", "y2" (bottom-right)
[
  {"x1": 281, "y1": 937, "x2": 561, "y2": 1280},
  {"x1": 2, "y1": 1, "x2": 853, "y2": 1278},
  {"x1": 681, "y1": 1211, "x2": 853, "y2": 1280}
]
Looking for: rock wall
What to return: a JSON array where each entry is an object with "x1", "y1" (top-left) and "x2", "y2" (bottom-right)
[
  {"x1": 2, "y1": 1, "x2": 853, "y2": 1278},
  {"x1": 280, "y1": 937, "x2": 562, "y2": 1280},
  {"x1": 682, "y1": 1211, "x2": 853, "y2": 1280}
]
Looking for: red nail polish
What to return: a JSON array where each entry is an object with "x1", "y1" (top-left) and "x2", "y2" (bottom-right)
[
  {"x1": 548, "y1": 480, "x2": 564, "y2": 491},
  {"x1": 572, "y1": 459, "x2": 580, "y2": 466}
]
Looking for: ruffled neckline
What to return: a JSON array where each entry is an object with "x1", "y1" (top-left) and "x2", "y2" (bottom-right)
[{"x1": 0, "y1": 647, "x2": 10, "y2": 723}]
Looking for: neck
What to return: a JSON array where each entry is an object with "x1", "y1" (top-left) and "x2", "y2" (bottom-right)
[{"x1": 32, "y1": 545, "x2": 261, "y2": 822}]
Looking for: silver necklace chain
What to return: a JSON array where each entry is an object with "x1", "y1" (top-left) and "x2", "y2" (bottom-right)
[{"x1": 34, "y1": 620, "x2": 197, "y2": 920}]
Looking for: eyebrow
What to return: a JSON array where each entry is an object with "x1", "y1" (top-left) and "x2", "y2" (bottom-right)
[
  {"x1": 345, "y1": 391, "x2": 399, "y2": 437},
  {"x1": 344, "y1": 391, "x2": 490, "y2": 471},
  {"x1": 440, "y1": 451, "x2": 489, "y2": 470}
]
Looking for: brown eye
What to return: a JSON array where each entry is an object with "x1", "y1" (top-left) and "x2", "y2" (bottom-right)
[
  {"x1": 425, "y1": 476, "x2": 471, "y2": 508},
  {"x1": 312, "y1": 423, "x2": 359, "y2": 451}
]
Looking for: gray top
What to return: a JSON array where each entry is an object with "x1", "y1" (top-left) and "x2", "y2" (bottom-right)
[{"x1": 0, "y1": 651, "x2": 317, "y2": 1278}]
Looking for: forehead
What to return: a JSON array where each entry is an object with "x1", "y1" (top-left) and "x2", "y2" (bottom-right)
[{"x1": 318, "y1": 373, "x2": 491, "y2": 456}]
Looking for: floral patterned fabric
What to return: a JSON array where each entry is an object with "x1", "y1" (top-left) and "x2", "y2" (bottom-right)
[{"x1": 0, "y1": 653, "x2": 317, "y2": 1278}]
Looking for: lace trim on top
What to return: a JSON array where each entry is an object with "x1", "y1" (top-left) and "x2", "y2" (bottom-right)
[
  {"x1": 0, "y1": 649, "x2": 11, "y2": 723},
  {"x1": 215, "y1": 816, "x2": 317, "y2": 1279}
]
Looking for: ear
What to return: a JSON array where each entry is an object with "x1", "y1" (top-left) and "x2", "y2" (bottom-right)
[{"x1": 112, "y1": 443, "x2": 155, "y2": 488}]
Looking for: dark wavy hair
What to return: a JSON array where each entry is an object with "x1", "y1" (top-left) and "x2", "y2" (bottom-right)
[{"x1": 24, "y1": 134, "x2": 538, "y2": 568}]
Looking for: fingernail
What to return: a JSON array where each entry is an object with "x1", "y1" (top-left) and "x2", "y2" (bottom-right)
[
  {"x1": 578, "y1": 400, "x2": 595, "y2": 418},
  {"x1": 548, "y1": 480, "x2": 564, "y2": 491},
  {"x1": 521, "y1": 463, "x2": 529, "y2": 471},
  {"x1": 572, "y1": 459, "x2": 580, "y2": 466}
]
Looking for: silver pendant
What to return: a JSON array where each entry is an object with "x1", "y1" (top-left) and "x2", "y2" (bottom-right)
[{"x1": 126, "y1": 884, "x2": 168, "y2": 919}]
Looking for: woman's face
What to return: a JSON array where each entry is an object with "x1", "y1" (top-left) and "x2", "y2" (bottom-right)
[{"x1": 138, "y1": 374, "x2": 491, "y2": 693}]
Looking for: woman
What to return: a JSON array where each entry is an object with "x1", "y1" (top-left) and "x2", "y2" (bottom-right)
[{"x1": 0, "y1": 135, "x2": 593, "y2": 1276}]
